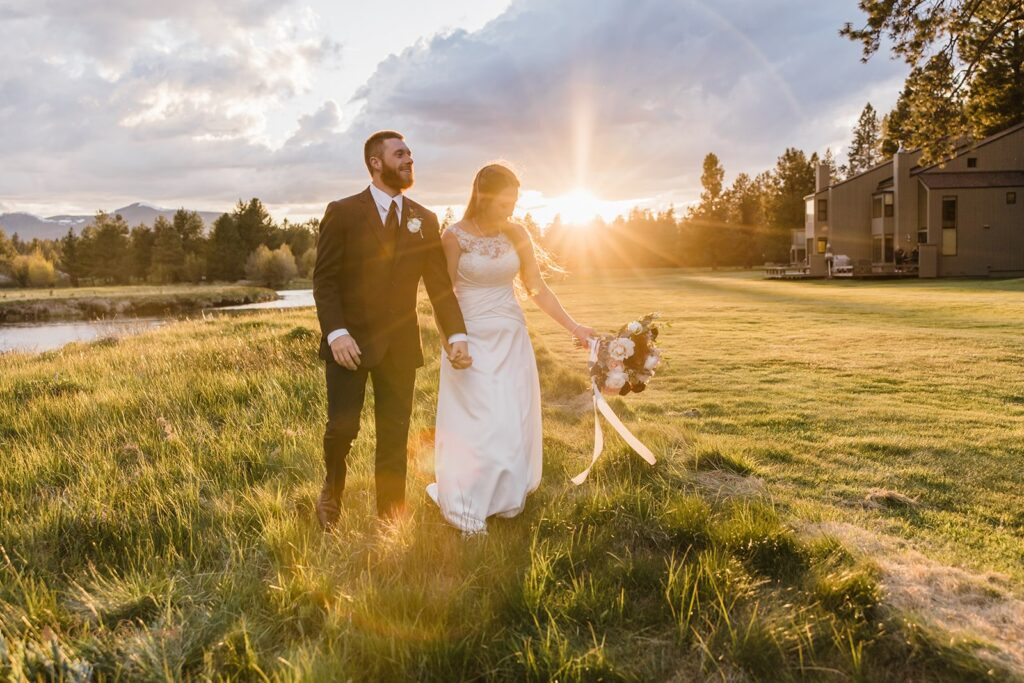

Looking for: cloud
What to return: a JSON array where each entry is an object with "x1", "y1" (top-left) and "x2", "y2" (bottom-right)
[
  {"x1": 0, "y1": 0, "x2": 343, "y2": 212},
  {"x1": 0, "y1": 0, "x2": 906, "y2": 219},
  {"x1": 339, "y1": 0, "x2": 907, "y2": 206},
  {"x1": 285, "y1": 100, "x2": 343, "y2": 147}
]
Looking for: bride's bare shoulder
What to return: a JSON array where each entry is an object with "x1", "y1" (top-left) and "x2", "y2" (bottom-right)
[{"x1": 505, "y1": 221, "x2": 534, "y2": 245}]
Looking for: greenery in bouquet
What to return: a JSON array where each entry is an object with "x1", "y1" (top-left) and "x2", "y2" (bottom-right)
[{"x1": 590, "y1": 313, "x2": 661, "y2": 396}]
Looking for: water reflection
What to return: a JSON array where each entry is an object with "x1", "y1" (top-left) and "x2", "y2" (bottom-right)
[
  {"x1": 0, "y1": 318, "x2": 165, "y2": 354},
  {"x1": 0, "y1": 289, "x2": 314, "y2": 354}
]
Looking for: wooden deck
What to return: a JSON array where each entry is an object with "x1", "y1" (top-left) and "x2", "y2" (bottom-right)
[
  {"x1": 766, "y1": 264, "x2": 920, "y2": 280},
  {"x1": 764, "y1": 265, "x2": 819, "y2": 280}
]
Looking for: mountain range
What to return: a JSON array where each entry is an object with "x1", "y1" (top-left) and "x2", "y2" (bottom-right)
[{"x1": 0, "y1": 203, "x2": 226, "y2": 241}]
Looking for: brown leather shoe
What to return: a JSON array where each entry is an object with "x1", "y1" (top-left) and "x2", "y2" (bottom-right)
[{"x1": 316, "y1": 487, "x2": 341, "y2": 530}]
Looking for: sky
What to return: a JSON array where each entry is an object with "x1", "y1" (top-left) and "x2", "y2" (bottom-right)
[{"x1": 0, "y1": 0, "x2": 908, "y2": 225}]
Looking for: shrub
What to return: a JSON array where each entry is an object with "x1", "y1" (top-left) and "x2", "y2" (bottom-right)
[
  {"x1": 298, "y1": 246, "x2": 317, "y2": 279},
  {"x1": 11, "y1": 251, "x2": 57, "y2": 287},
  {"x1": 245, "y1": 244, "x2": 297, "y2": 288}
]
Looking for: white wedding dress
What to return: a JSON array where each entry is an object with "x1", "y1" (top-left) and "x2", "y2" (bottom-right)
[{"x1": 426, "y1": 224, "x2": 543, "y2": 534}]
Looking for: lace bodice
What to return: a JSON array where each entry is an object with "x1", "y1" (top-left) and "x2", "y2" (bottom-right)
[{"x1": 448, "y1": 223, "x2": 520, "y2": 287}]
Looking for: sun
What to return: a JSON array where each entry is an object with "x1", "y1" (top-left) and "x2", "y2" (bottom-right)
[{"x1": 548, "y1": 188, "x2": 602, "y2": 225}]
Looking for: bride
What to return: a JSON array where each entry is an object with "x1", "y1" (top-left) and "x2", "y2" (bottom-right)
[{"x1": 426, "y1": 164, "x2": 595, "y2": 535}]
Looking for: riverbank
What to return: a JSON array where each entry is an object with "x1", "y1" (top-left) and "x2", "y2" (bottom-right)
[{"x1": 0, "y1": 284, "x2": 278, "y2": 322}]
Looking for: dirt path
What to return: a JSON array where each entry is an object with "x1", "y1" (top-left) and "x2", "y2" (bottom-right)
[{"x1": 805, "y1": 521, "x2": 1024, "y2": 676}]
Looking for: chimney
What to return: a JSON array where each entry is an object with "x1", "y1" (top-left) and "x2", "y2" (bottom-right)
[{"x1": 815, "y1": 163, "x2": 830, "y2": 192}]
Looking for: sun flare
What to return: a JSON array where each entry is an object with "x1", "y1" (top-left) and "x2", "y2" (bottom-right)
[{"x1": 546, "y1": 188, "x2": 602, "y2": 225}]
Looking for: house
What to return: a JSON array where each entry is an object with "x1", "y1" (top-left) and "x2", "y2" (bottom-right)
[{"x1": 794, "y1": 120, "x2": 1024, "y2": 278}]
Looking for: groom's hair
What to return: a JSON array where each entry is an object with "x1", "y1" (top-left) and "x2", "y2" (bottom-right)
[{"x1": 364, "y1": 130, "x2": 404, "y2": 174}]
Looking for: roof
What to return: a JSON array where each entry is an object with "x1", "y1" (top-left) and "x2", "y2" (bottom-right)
[
  {"x1": 827, "y1": 159, "x2": 893, "y2": 191},
  {"x1": 821, "y1": 120, "x2": 1024, "y2": 190},
  {"x1": 912, "y1": 119, "x2": 1024, "y2": 175},
  {"x1": 918, "y1": 171, "x2": 1024, "y2": 189}
]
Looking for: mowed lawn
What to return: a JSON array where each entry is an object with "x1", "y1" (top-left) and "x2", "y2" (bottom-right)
[
  {"x1": 1, "y1": 270, "x2": 1022, "y2": 680},
  {"x1": 529, "y1": 271, "x2": 1024, "y2": 583}
]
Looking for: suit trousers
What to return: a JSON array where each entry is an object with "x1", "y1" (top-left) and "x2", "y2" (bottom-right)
[{"x1": 322, "y1": 348, "x2": 417, "y2": 516}]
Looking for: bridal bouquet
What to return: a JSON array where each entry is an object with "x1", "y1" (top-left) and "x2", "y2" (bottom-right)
[
  {"x1": 590, "y1": 313, "x2": 661, "y2": 396},
  {"x1": 572, "y1": 312, "x2": 661, "y2": 485}
]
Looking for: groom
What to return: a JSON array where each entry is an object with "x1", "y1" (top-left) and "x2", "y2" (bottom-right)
[{"x1": 312, "y1": 130, "x2": 470, "y2": 528}]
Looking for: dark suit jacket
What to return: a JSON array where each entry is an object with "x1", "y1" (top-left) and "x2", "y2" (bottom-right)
[{"x1": 312, "y1": 187, "x2": 466, "y2": 368}]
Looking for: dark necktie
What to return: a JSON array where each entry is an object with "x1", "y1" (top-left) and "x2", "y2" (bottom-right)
[{"x1": 385, "y1": 200, "x2": 400, "y2": 242}]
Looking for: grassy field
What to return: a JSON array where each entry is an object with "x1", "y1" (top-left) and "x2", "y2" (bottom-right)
[
  {"x1": 0, "y1": 284, "x2": 278, "y2": 322},
  {"x1": 1, "y1": 271, "x2": 1022, "y2": 680}
]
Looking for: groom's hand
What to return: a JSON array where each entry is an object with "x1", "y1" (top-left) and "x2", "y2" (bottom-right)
[
  {"x1": 330, "y1": 334, "x2": 361, "y2": 370},
  {"x1": 449, "y1": 341, "x2": 472, "y2": 369}
]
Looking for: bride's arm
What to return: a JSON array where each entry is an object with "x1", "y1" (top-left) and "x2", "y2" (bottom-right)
[
  {"x1": 436, "y1": 230, "x2": 462, "y2": 355},
  {"x1": 508, "y1": 224, "x2": 595, "y2": 345}
]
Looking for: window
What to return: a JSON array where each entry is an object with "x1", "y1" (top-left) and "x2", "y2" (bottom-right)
[
  {"x1": 816, "y1": 238, "x2": 827, "y2": 254},
  {"x1": 872, "y1": 236, "x2": 883, "y2": 262},
  {"x1": 885, "y1": 235, "x2": 894, "y2": 262},
  {"x1": 967, "y1": 157, "x2": 977, "y2": 168},
  {"x1": 817, "y1": 198, "x2": 828, "y2": 221},
  {"x1": 884, "y1": 193, "x2": 894, "y2": 218},
  {"x1": 941, "y1": 196, "x2": 957, "y2": 256},
  {"x1": 1009, "y1": 192, "x2": 1017, "y2": 205},
  {"x1": 872, "y1": 196, "x2": 883, "y2": 219},
  {"x1": 918, "y1": 228, "x2": 928, "y2": 244}
]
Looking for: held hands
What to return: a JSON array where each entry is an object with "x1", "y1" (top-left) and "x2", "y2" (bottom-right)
[
  {"x1": 330, "y1": 334, "x2": 362, "y2": 370},
  {"x1": 448, "y1": 340, "x2": 473, "y2": 370}
]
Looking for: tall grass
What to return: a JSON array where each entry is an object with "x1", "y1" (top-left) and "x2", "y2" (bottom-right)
[{"x1": 0, "y1": 271, "x2": 1019, "y2": 680}]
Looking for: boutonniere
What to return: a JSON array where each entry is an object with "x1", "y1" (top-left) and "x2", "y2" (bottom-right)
[{"x1": 407, "y1": 213, "x2": 424, "y2": 239}]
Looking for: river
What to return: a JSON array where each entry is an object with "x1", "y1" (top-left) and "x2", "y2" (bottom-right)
[{"x1": 0, "y1": 289, "x2": 314, "y2": 354}]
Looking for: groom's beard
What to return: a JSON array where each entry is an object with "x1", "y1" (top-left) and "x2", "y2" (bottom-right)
[{"x1": 381, "y1": 163, "x2": 414, "y2": 191}]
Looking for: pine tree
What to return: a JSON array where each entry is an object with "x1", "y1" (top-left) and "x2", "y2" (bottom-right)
[
  {"x1": 150, "y1": 216, "x2": 185, "y2": 283},
  {"x1": 80, "y1": 212, "x2": 130, "y2": 283},
  {"x1": 234, "y1": 198, "x2": 274, "y2": 260},
  {"x1": 847, "y1": 103, "x2": 882, "y2": 177},
  {"x1": 963, "y1": 16, "x2": 1024, "y2": 137},
  {"x1": 59, "y1": 228, "x2": 83, "y2": 286},
  {"x1": 282, "y1": 219, "x2": 316, "y2": 259},
  {"x1": 841, "y1": 0, "x2": 1024, "y2": 163},
  {"x1": 0, "y1": 228, "x2": 13, "y2": 258},
  {"x1": 697, "y1": 153, "x2": 726, "y2": 220},
  {"x1": 880, "y1": 88, "x2": 913, "y2": 156},
  {"x1": 821, "y1": 148, "x2": 843, "y2": 185},
  {"x1": 765, "y1": 148, "x2": 815, "y2": 262},
  {"x1": 128, "y1": 224, "x2": 155, "y2": 282},
  {"x1": 172, "y1": 209, "x2": 206, "y2": 259},
  {"x1": 207, "y1": 213, "x2": 244, "y2": 282},
  {"x1": 687, "y1": 153, "x2": 727, "y2": 268},
  {"x1": 0, "y1": 228, "x2": 15, "y2": 278}
]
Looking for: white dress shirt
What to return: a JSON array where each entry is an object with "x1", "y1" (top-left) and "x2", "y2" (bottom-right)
[{"x1": 326, "y1": 184, "x2": 468, "y2": 349}]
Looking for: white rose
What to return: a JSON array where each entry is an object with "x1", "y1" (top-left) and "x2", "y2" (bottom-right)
[
  {"x1": 408, "y1": 217, "x2": 422, "y2": 233},
  {"x1": 604, "y1": 369, "x2": 628, "y2": 390},
  {"x1": 644, "y1": 352, "x2": 661, "y2": 371},
  {"x1": 627, "y1": 321, "x2": 642, "y2": 335},
  {"x1": 607, "y1": 337, "x2": 636, "y2": 361}
]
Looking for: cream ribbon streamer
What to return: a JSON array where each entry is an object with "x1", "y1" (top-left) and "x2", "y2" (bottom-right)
[{"x1": 571, "y1": 340, "x2": 657, "y2": 485}]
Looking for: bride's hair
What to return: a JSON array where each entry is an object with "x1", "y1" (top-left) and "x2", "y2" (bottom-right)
[
  {"x1": 461, "y1": 162, "x2": 564, "y2": 297},
  {"x1": 463, "y1": 163, "x2": 519, "y2": 221}
]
